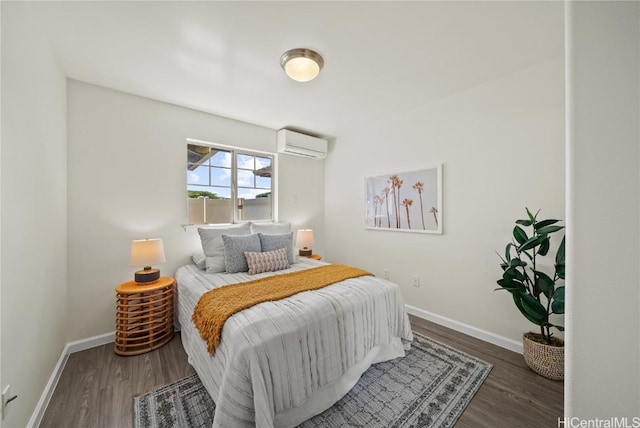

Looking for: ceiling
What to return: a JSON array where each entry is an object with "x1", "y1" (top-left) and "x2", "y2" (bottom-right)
[{"x1": 32, "y1": 1, "x2": 563, "y2": 138}]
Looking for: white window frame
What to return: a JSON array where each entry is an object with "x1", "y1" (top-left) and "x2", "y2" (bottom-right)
[{"x1": 187, "y1": 139, "x2": 275, "y2": 225}]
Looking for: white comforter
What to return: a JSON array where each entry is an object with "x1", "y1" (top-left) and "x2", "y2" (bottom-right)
[{"x1": 176, "y1": 258, "x2": 413, "y2": 428}]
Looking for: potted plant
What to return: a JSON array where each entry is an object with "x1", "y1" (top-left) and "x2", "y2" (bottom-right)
[{"x1": 496, "y1": 208, "x2": 565, "y2": 380}]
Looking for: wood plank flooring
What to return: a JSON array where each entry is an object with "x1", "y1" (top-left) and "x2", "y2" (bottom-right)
[{"x1": 40, "y1": 316, "x2": 563, "y2": 427}]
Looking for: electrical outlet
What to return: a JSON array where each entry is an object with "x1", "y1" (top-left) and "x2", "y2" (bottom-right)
[
  {"x1": 2, "y1": 385, "x2": 11, "y2": 420},
  {"x1": 383, "y1": 269, "x2": 389, "y2": 280},
  {"x1": 412, "y1": 276, "x2": 420, "y2": 287}
]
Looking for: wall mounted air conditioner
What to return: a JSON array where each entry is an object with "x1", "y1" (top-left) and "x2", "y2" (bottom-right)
[{"x1": 276, "y1": 129, "x2": 328, "y2": 159}]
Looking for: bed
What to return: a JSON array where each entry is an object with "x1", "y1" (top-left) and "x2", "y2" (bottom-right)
[{"x1": 176, "y1": 249, "x2": 413, "y2": 427}]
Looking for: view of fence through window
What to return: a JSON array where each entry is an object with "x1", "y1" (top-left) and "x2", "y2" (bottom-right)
[{"x1": 187, "y1": 143, "x2": 273, "y2": 224}]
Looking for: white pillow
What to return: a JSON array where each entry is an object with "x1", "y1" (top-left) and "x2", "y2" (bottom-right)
[
  {"x1": 197, "y1": 224, "x2": 252, "y2": 273},
  {"x1": 191, "y1": 252, "x2": 206, "y2": 270},
  {"x1": 245, "y1": 248, "x2": 290, "y2": 275},
  {"x1": 250, "y1": 222, "x2": 291, "y2": 234}
]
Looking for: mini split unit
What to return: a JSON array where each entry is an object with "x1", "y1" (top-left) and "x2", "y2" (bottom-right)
[{"x1": 276, "y1": 129, "x2": 328, "y2": 159}]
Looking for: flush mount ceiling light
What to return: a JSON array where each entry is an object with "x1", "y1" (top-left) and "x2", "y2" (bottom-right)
[{"x1": 280, "y1": 48, "x2": 324, "y2": 82}]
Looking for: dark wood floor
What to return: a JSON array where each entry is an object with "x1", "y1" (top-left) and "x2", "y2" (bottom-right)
[{"x1": 40, "y1": 316, "x2": 563, "y2": 427}]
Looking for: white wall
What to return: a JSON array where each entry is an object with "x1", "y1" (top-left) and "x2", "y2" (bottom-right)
[
  {"x1": 324, "y1": 6, "x2": 565, "y2": 346},
  {"x1": 67, "y1": 81, "x2": 325, "y2": 341},
  {"x1": 566, "y1": 1, "x2": 640, "y2": 419},
  {"x1": 277, "y1": 153, "x2": 325, "y2": 255},
  {"x1": 9, "y1": 1, "x2": 638, "y2": 424},
  {"x1": 0, "y1": 3, "x2": 68, "y2": 427}
]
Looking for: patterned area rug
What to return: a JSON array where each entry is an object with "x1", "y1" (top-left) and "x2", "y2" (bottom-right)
[{"x1": 134, "y1": 332, "x2": 492, "y2": 428}]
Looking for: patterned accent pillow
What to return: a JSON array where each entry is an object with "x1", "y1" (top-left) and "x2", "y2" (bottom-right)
[
  {"x1": 221, "y1": 234, "x2": 262, "y2": 273},
  {"x1": 244, "y1": 248, "x2": 290, "y2": 275},
  {"x1": 258, "y1": 232, "x2": 294, "y2": 265}
]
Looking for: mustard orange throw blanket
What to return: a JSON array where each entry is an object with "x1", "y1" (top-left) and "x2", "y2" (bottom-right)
[{"x1": 192, "y1": 264, "x2": 371, "y2": 355}]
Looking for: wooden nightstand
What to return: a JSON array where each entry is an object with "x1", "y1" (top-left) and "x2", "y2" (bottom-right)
[
  {"x1": 305, "y1": 254, "x2": 322, "y2": 260},
  {"x1": 114, "y1": 277, "x2": 175, "y2": 356}
]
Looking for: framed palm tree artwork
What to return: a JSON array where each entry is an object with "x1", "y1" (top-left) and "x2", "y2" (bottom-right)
[{"x1": 365, "y1": 164, "x2": 443, "y2": 234}]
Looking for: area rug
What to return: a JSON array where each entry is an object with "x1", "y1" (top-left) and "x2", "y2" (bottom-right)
[{"x1": 133, "y1": 332, "x2": 492, "y2": 428}]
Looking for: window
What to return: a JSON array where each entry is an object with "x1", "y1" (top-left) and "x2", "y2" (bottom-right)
[{"x1": 187, "y1": 142, "x2": 273, "y2": 224}]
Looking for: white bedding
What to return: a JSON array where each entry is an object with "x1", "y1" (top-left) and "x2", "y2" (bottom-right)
[{"x1": 176, "y1": 258, "x2": 413, "y2": 428}]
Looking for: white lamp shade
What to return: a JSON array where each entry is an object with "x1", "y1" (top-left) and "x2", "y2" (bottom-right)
[
  {"x1": 130, "y1": 239, "x2": 166, "y2": 267},
  {"x1": 296, "y1": 229, "x2": 314, "y2": 249}
]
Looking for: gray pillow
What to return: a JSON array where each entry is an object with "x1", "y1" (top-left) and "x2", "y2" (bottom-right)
[
  {"x1": 198, "y1": 224, "x2": 252, "y2": 273},
  {"x1": 250, "y1": 222, "x2": 291, "y2": 234},
  {"x1": 221, "y1": 234, "x2": 262, "y2": 273},
  {"x1": 258, "y1": 232, "x2": 294, "y2": 265}
]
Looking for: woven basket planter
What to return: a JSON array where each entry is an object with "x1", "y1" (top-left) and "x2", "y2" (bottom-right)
[{"x1": 522, "y1": 333, "x2": 564, "y2": 381}]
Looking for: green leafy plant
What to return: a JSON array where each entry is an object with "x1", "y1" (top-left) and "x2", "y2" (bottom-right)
[
  {"x1": 496, "y1": 208, "x2": 565, "y2": 345},
  {"x1": 188, "y1": 190, "x2": 221, "y2": 199}
]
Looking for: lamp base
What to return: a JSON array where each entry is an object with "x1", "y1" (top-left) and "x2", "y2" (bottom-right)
[
  {"x1": 299, "y1": 248, "x2": 312, "y2": 257},
  {"x1": 135, "y1": 268, "x2": 160, "y2": 284}
]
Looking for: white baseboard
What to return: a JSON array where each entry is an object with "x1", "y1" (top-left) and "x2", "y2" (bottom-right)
[
  {"x1": 27, "y1": 344, "x2": 70, "y2": 428},
  {"x1": 28, "y1": 331, "x2": 115, "y2": 428},
  {"x1": 67, "y1": 331, "x2": 115, "y2": 353},
  {"x1": 405, "y1": 304, "x2": 523, "y2": 354}
]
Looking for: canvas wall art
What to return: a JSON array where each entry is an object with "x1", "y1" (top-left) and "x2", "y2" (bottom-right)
[{"x1": 365, "y1": 165, "x2": 443, "y2": 234}]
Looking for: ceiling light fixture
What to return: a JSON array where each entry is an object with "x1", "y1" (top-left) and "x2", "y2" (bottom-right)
[{"x1": 280, "y1": 48, "x2": 324, "y2": 82}]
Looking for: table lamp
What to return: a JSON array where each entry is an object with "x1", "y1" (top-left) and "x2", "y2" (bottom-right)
[
  {"x1": 296, "y1": 229, "x2": 314, "y2": 256},
  {"x1": 130, "y1": 238, "x2": 166, "y2": 284}
]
